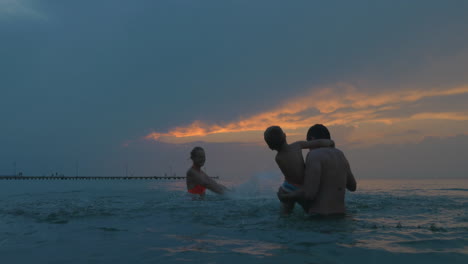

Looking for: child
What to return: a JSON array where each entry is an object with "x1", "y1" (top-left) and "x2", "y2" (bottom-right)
[{"x1": 264, "y1": 126, "x2": 334, "y2": 214}]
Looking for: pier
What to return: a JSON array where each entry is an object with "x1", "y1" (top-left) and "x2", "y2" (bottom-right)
[{"x1": 0, "y1": 176, "x2": 219, "y2": 180}]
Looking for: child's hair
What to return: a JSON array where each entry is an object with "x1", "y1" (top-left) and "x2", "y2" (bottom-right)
[
  {"x1": 264, "y1": 126, "x2": 286, "y2": 151},
  {"x1": 190, "y1": 146, "x2": 204, "y2": 159},
  {"x1": 306, "y1": 124, "x2": 331, "y2": 140}
]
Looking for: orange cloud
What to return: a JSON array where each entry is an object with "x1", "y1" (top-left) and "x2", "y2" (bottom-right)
[
  {"x1": 145, "y1": 84, "x2": 468, "y2": 144},
  {"x1": 410, "y1": 112, "x2": 468, "y2": 121}
]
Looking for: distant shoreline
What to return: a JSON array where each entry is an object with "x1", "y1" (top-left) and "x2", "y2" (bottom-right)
[{"x1": 0, "y1": 176, "x2": 219, "y2": 180}]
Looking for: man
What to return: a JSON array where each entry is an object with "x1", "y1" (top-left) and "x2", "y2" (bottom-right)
[
  {"x1": 278, "y1": 124, "x2": 357, "y2": 216},
  {"x1": 263, "y1": 126, "x2": 334, "y2": 214}
]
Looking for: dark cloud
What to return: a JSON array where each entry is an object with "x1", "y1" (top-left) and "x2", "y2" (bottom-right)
[{"x1": 1, "y1": 1, "x2": 468, "y2": 176}]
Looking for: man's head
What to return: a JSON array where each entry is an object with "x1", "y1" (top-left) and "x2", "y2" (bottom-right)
[
  {"x1": 264, "y1": 126, "x2": 286, "y2": 151},
  {"x1": 307, "y1": 124, "x2": 331, "y2": 141}
]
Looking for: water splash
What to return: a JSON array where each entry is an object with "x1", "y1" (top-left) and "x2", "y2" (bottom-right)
[{"x1": 225, "y1": 171, "x2": 282, "y2": 199}]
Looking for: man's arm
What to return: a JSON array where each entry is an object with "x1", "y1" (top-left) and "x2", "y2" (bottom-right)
[
  {"x1": 277, "y1": 151, "x2": 322, "y2": 202},
  {"x1": 277, "y1": 186, "x2": 304, "y2": 202},
  {"x1": 343, "y1": 155, "x2": 356, "y2": 191},
  {"x1": 295, "y1": 139, "x2": 335, "y2": 150}
]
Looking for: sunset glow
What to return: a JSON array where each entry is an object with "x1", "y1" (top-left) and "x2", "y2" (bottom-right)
[{"x1": 146, "y1": 85, "x2": 468, "y2": 145}]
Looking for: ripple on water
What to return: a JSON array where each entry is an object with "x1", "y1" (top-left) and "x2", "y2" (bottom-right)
[
  {"x1": 0, "y1": 198, "x2": 122, "y2": 224},
  {"x1": 394, "y1": 238, "x2": 468, "y2": 252},
  {"x1": 432, "y1": 188, "x2": 468, "y2": 191},
  {"x1": 153, "y1": 234, "x2": 285, "y2": 257},
  {"x1": 0, "y1": 179, "x2": 467, "y2": 263}
]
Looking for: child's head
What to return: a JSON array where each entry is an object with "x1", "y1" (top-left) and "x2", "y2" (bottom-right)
[{"x1": 264, "y1": 126, "x2": 286, "y2": 151}]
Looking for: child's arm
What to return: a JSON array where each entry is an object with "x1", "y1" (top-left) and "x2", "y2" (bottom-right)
[{"x1": 295, "y1": 139, "x2": 335, "y2": 150}]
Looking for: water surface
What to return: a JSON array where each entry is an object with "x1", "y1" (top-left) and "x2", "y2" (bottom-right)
[{"x1": 0, "y1": 177, "x2": 466, "y2": 263}]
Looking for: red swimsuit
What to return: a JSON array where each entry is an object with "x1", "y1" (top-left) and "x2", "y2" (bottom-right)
[{"x1": 188, "y1": 185, "x2": 206, "y2": 195}]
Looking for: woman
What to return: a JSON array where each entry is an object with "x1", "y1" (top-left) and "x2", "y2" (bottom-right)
[{"x1": 186, "y1": 146, "x2": 227, "y2": 196}]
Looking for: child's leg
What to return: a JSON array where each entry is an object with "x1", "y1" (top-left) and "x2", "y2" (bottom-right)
[
  {"x1": 297, "y1": 198, "x2": 311, "y2": 214},
  {"x1": 278, "y1": 187, "x2": 295, "y2": 215},
  {"x1": 281, "y1": 201, "x2": 295, "y2": 215}
]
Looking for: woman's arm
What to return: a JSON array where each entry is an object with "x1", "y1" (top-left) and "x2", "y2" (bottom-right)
[{"x1": 199, "y1": 171, "x2": 227, "y2": 194}]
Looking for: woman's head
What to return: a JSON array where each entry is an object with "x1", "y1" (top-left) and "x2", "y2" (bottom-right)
[{"x1": 190, "y1": 146, "x2": 206, "y2": 167}]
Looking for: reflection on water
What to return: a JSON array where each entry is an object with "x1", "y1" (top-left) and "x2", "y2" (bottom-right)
[
  {"x1": 347, "y1": 237, "x2": 468, "y2": 254},
  {"x1": 147, "y1": 180, "x2": 186, "y2": 192},
  {"x1": 155, "y1": 235, "x2": 284, "y2": 257}
]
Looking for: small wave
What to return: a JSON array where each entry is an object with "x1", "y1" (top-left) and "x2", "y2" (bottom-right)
[
  {"x1": 0, "y1": 199, "x2": 119, "y2": 224},
  {"x1": 43, "y1": 213, "x2": 69, "y2": 224},
  {"x1": 393, "y1": 238, "x2": 468, "y2": 252},
  {"x1": 432, "y1": 188, "x2": 468, "y2": 191},
  {"x1": 155, "y1": 235, "x2": 285, "y2": 257},
  {"x1": 96, "y1": 227, "x2": 127, "y2": 232}
]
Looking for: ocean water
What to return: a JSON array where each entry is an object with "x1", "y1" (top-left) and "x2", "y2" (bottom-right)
[{"x1": 0, "y1": 176, "x2": 467, "y2": 264}]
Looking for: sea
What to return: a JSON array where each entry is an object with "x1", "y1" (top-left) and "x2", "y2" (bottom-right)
[{"x1": 0, "y1": 174, "x2": 467, "y2": 264}]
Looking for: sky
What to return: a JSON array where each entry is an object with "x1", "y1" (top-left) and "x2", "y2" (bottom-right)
[{"x1": 1, "y1": 0, "x2": 467, "y2": 180}]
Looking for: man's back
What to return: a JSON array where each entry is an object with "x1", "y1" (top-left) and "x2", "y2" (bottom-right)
[{"x1": 304, "y1": 147, "x2": 356, "y2": 215}]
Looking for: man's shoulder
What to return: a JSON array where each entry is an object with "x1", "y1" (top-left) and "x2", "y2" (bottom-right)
[
  {"x1": 308, "y1": 147, "x2": 344, "y2": 159},
  {"x1": 309, "y1": 146, "x2": 343, "y2": 153}
]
